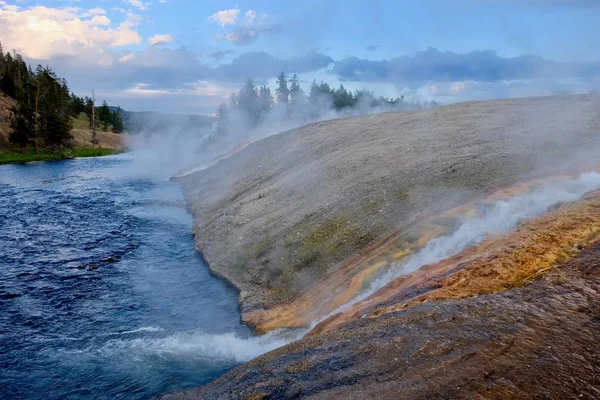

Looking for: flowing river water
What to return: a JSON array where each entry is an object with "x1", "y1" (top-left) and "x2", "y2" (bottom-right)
[{"x1": 0, "y1": 155, "x2": 269, "y2": 399}]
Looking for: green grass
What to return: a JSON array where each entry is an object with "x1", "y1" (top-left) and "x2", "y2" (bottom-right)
[
  {"x1": 70, "y1": 148, "x2": 119, "y2": 157},
  {"x1": 0, "y1": 148, "x2": 121, "y2": 164},
  {"x1": 0, "y1": 152, "x2": 64, "y2": 164},
  {"x1": 71, "y1": 113, "x2": 90, "y2": 129}
]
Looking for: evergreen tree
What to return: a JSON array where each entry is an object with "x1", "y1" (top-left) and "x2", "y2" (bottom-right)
[
  {"x1": 112, "y1": 106, "x2": 124, "y2": 133},
  {"x1": 84, "y1": 97, "x2": 95, "y2": 128},
  {"x1": 29, "y1": 66, "x2": 73, "y2": 148},
  {"x1": 98, "y1": 100, "x2": 111, "y2": 131},
  {"x1": 289, "y1": 74, "x2": 305, "y2": 106},
  {"x1": 70, "y1": 94, "x2": 86, "y2": 117},
  {"x1": 333, "y1": 84, "x2": 355, "y2": 109},
  {"x1": 9, "y1": 104, "x2": 34, "y2": 147},
  {"x1": 258, "y1": 85, "x2": 274, "y2": 117},
  {"x1": 276, "y1": 72, "x2": 290, "y2": 104},
  {"x1": 238, "y1": 78, "x2": 259, "y2": 126}
]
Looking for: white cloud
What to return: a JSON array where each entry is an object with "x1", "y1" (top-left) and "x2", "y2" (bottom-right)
[
  {"x1": 124, "y1": 0, "x2": 148, "y2": 11},
  {"x1": 148, "y1": 33, "x2": 173, "y2": 46},
  {"x1": 212, "y1": 9, "x2": 273, "y2": 45},
  {"x1": 0, "y1": 5, "x2": 142, "y2": 60},
  {"x1": 245, "y1": 10, "x2": 256, "y2": 24},
  {"x1": 122, "y1": 81, "x2": 232, "y2": 99},
  {"x1": 80, "y1": 7, "x2": 106, "y2": 18},
  {"x1": 208, "y1": 8, "x2": 240, "y2": 26}
]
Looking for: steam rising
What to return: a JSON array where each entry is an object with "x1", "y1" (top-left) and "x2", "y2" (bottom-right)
[
  {"x1": 124, "y1": 83, "x2": 435, "y2": 180},
  {"x1": 325, "y1": 171, "x2": 600, "y2": 317}
]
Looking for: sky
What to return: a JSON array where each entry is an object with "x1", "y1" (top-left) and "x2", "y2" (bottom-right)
[{"x1": 1, "y1": 0, "x2": 599, "y2": 114}]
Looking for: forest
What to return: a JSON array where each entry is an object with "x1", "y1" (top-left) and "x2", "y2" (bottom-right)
[
  {"x1": 215, "y1": 72, "x2": 438, "y2": 137},
  {"x1": 0, "y1": 41, "x2": 123, "y2": 150}
]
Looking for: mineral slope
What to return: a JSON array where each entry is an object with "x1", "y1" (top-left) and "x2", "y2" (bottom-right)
[
  {"x1": 180, "y1": 94, "x2": 600, "y2": 328},
  {"x1": 161, "y1": 193, "x2": 600, "y2": 399}
]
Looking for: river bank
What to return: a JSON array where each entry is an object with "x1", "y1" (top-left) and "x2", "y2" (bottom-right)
[{"x1": 0, "y1": 148, "x2": 122, "y2": 164}]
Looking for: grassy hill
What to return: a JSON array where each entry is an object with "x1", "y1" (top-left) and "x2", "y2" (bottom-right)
[{"x1": 0, "y1": 92, "x2": 124, "y2": 163}]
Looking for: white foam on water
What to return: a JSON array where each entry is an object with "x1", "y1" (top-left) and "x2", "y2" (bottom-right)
[
  {"x1": 120, "y1": 326, "x2": 165, "y2": 335},
  {"x1": 98, "y1": 328, "x2": 301, "y2": 363}
]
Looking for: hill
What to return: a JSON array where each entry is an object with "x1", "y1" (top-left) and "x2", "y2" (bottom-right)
[
  {"x1": 179, "y1": 93, "x2": 600, "y2": 323},
  {"x1": 169, "y1": 93, "x2": 600, "y2": 399}
]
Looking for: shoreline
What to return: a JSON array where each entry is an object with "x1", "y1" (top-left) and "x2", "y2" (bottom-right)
[{"x1": 0, "y1": 148, "x2": 125, "y2": 165}]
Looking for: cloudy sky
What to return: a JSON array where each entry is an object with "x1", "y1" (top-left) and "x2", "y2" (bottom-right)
[{"x1": 1, "y1": 0, "x2": 599, "y2": 114}]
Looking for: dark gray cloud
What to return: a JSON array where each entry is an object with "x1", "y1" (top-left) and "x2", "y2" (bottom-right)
[
  {"x1": 209, "y1": 50, "x2": 234, "y2": 62},
  {"x1": 44, "y1": 48, "x2": 334, "y2": 96},
  {"x1": 332, "y1": 47, "x2": 600, "y2": 85},
  {"x1": 366, "y1": 45, "x2": 379, "y2": 52},
  {"x1": 216, "y1": 50, "x2": 334, "y2": 81}
]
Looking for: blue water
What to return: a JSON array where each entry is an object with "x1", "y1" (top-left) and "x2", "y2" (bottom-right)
[{"x1": 0, "y1": 155, "x2": 255, "y2": 399}]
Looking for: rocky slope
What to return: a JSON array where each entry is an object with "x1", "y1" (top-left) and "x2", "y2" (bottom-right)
[
  {"x1": 179, "y1": 93, "x2": 600, "y2": 330},
  {"x1": 161, "y1": 190, "x2": 600, "y2": 399}
]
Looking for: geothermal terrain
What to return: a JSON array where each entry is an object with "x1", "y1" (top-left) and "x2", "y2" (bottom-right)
[{"x1": 171, "y1": 94, "x2": 600, "y2": 398}]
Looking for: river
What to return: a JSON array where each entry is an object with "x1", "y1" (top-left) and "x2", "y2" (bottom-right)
[{"x1": 0, "y1": 155, "x2": 258, "y2": 399}]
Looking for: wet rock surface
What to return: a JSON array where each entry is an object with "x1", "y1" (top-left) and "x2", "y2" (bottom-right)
[{"x1": 160, "y1": 241, "x2": 600, "y2": 399}]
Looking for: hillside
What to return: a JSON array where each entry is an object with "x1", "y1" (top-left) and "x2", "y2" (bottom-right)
[
  {"x1": 168, "y1": 93, "x2": 600, "y2": 399},
  {"x1": 0, "y1": 94, "x2": 124, "y2": 151},
  {"x1": 0, "y1": 91, "x2": 15, "y2": 147},
  {"x1": 179, "y1": 93, "x2": 600, "y2": 326}
]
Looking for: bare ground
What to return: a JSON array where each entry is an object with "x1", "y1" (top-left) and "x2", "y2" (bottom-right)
[
  {"x1": 70, "y1": 129, "x2": 126, "y2": 150},
  {"x1": 179, "y1": 94, "x2": 600, "y2": 319}
]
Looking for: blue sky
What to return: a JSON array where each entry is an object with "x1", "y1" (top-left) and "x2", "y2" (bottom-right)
[{"x1": 1, "y1": 0, "x2": 599, "y2": 114}]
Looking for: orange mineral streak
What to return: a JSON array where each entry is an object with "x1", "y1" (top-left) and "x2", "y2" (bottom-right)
[
  {"x1": 310, "y1": 189, "x2": 600, "y2": 335},
  {"x1": 243, "y1": 170, "x2": 600, "y2": 334}
]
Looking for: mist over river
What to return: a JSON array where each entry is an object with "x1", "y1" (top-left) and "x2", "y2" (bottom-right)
[{"x1": 0, "y1": 155, "x2": 258, "y2": 399}]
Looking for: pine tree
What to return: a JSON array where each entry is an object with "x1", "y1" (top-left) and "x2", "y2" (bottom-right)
[
  {"x1": 84, "y1": 97, "x2": 94, "y2": 127},
  {"x1": 276, "y1": 72, "x2": 290, "y2": 104},
  {"x1": 334, "y1": 84, "x2": 355, "y2": 109},
  {"x1": 98, "y1": 100, "x2": 111, "y2": 131},
  {"x1": 9, "y1": 104, "x2": 34, "y2": 147},
  {"x1": 258, "y1": 85, "x2": 274, "y2": 117},
  {"x1": 112, "y1": 107, "x2": 124, "y2": 133},
  {"x1": 238, "y1": 78, "x2": 259, "y2": 126},
  {"x1": 289, "y1": 73, "x2": 305, "y2": 108}
]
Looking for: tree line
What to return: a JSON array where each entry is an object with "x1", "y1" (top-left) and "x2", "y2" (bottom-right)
[
  {"x1": 215, "y1": 72, "x2": 438, "y2": 137},
  {"x1": 0, "y1": 42, "x2": 123, "y2": 150},
  {"x1": 70, "y1": 95, "x2": 124, "y2": 134}
]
